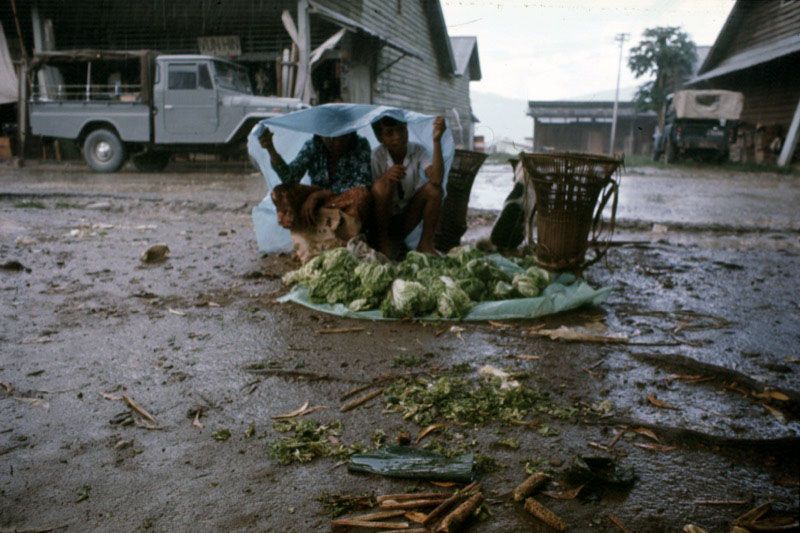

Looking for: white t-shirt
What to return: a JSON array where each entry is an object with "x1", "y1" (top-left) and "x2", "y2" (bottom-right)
[{"x1": 371, "y1": 142, "x2": 432, "y2": 215}]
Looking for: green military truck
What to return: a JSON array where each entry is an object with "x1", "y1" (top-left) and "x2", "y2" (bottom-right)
[
  {"x1": 28, "y1": 50, "x2": 305, "y2": 172},
  {"x1": 653, "y1": 89, "x2": 744, "y2": 163}
]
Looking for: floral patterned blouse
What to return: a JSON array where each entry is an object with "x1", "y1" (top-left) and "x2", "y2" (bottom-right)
[{"x1": 273, "y1": 135, "x2": 373, "y2": 195}]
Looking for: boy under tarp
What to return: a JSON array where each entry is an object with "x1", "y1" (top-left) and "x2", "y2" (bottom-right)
[{"x1": 248, "y1": 104, "x2": 455, "y2": 255}]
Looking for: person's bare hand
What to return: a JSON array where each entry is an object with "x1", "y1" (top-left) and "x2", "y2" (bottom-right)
[
  {"x1": 432, "y1": 116, "x2": 446, "y2": 142},
  {"x1": 258, "y1": 127, "x2": 274, "y2": 149},
  {"x1": 300, "y1": 191, "x2": 323, "y2": 226},
  {"x1": 381, "y1": 164, "x2": 406, "y2": 184}
]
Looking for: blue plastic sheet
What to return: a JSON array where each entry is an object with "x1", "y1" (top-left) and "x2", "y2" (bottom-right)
[{"x1": 248, "y1": 104, "x2": 455, "y2": 253}]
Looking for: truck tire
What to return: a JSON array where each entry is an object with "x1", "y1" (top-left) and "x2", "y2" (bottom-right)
[
  {"x1": 83, "y1": 129, "x2": 126, "y2": 172},
  {"x1": 664, "y1": 138, "x2": 676, "y2": 164},
  {"x1": 132, "y1": 151, "x2": 170, "y2": 172}
]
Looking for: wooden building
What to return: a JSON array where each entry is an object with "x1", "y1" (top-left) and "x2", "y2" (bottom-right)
[
  {"x1": 689, "y1": 0, "x2": 800, "y2": 165},
  {"x1": 0, "y1": 0, "x2": 481, "y2": 149},
  {"x1": 527, "y1": 101, "x2": 657, "y2": 156}
]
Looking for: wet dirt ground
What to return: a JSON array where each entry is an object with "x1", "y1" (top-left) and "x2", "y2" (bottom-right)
[{"x1": 1, "y1": 160, "x2": 798, "y2": 532}]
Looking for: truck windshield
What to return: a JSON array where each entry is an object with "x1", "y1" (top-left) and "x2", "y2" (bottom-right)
[{"x1": 212, "y1": 60, "x2": 252, "y2": 94}]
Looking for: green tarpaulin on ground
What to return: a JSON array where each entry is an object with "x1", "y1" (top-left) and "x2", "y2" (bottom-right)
[{"x1": 277, "y1": 255, "x2": 611, "y2": 321}]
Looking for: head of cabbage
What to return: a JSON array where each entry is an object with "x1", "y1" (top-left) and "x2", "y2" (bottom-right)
[{"x1": 380, "y1": 279, "x2": 436, "y2": 318}]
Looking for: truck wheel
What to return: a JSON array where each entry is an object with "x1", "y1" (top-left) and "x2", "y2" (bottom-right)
[
  {"x1": 83, "y1": 129, "x2": 126, "y2": 172},
  {"x1": 664, "y1": 139, "x2": 676, "y2": 164},
  {"x1": 132, "y1": 152, "x2": 170, "y2": 172}
]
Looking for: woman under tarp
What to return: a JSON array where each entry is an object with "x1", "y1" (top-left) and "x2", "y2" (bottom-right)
[{"x1": 248, "y1": 104, "x2": 455, "y2": 256}]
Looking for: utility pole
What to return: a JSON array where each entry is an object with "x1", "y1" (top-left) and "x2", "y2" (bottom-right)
[{"x1": 609, "y1": 32, "x2": 629, "y2": 156}]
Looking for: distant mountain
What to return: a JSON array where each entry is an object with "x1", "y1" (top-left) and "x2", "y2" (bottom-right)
[
  {"x1": 567, "y1": 84, "x2": 640, "y2": 102},
  {"x1": 470, "y1": 91, "x2": 532, "y2": 146}
]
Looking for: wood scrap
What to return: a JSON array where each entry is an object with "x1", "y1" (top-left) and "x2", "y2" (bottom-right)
[
  {"x1": 328, "y1": 518, "x2": 408, "y2": 529},
  {"x1": 647, "y1": 394, "x2": 679, "y2": 410},
  {"x1": 272, "y1": 402, "x2": 329, "y2": 419},
  {"x1": 380, "y1": 498, "x2": 447, "y2": 510},
  {"x1": 526, "y1": 325, "x2": 628, "y2": 344},
  {"x1": 404, "y1": 511, "x2": 428, "y2": 523},
  {"x1": 340, "y1": 383, "x2": 372, "y2": 401},
  {"x1": 693, "y1": 500, "x2": 749, "y2": 505},
  {"x1": 735, "y1": 502, "x2": 771, "y2": 526},
  {"x1": 416, "y1": 423, "x2": 449, "y2": 443},
  {"x1": 606, "y1": 429, "x2": 625, "y2": 449},
  {"x1": 609, "y1": 514, "x2": 630, "y2": 532},
  {"x1": 317, "y1": 327, "x2": 365, "y2": 334},
  {"x1": 123, "y1": 395, "x2": 157, "y2": 425},
  {"x1": 340, "y1": 388, "x2": 383, "y2": 412},
  {"x1": 330, "y1": 510, "x2": 404, "y2": 523},
  {"x1": 377, "y1": 493, "x2": 448, "y2": 503},
  {"x1": 422, "y1": 482, "x2": 480, "y2": 526},
  {"x1": 512, "y1": 472, "x2": 549, "y2": 502},
  {"x1": 524, "y1": 497, "x2": 566, "y2": 531},
  {"x1": 435, "y1": 492, "x2": 483, "y2": 533}
]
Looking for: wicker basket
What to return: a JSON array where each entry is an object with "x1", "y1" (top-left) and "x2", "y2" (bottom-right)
[
  {"x1": 435, "y1": 149, "x2": 488, "y2": 252},
  {"x1": 520, "y1": 152, "x2": 622, "y2": 272}
]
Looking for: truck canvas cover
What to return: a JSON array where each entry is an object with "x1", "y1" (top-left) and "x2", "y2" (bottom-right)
[{"x1": 672, "y1": 90, "x2": 744, "y2": 120}]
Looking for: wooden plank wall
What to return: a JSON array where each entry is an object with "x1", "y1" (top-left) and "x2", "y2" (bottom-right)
[
  {"x1": 710, "y1": 55, "x2": 800, "y2": 129},
  {"x1": 321, "y1": 0, "x2": 475, "y2": 147},
  {"x1": 728, "y1": 1, "x2": 800, "y2": 56},
  {"x1": 534, "y1": 117, "x2": 656, "y2": 156}
]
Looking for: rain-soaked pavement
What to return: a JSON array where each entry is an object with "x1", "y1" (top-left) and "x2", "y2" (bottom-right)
[{"x1": 1, "y1": 159, "x2": 798, "y2": 532}]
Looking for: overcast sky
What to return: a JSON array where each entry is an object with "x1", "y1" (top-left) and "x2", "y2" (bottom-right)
[{"x1": 440, "y1": 0, "x2": 736, "y2": 101}]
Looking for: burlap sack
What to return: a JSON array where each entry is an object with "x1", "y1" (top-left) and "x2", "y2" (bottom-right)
[{"x1": 290, "y1": 207, "x2": 362, "y2": 264}]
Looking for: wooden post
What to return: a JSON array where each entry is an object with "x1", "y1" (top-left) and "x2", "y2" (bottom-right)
[
  {"x1": 294, "y1": 0, "x2": 310, "y2": 102},
  {"x1": 777, "y1": 95, "x2": 800, "y2": 167},
  {"x1": 16, "y1": 60, "x2": 26, "y2": 166}
]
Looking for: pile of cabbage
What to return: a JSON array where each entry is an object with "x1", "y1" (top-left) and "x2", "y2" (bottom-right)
[{"x1": 281, "y1": 246, "x2": 553, "y2": 320}]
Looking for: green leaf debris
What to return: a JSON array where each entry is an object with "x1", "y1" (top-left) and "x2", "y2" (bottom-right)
[
  {"x1": 383, "y1": 375, "x2": 578, "y2": 427},
  {"x1": 267, "y1": 419, "x2": 365, "y2": 465}
]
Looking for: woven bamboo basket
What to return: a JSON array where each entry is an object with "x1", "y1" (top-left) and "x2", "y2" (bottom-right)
[
  {"x1": 520, "y1": 152, "x2": 622, "y2": 272},
  {"x1": 435, "y1": 149, "x2": 488, "y2": 252}
]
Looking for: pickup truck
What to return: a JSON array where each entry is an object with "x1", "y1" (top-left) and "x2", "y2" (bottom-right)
[
  {"x1": 653, "y1": 89, "x2": 744, "y2": 164},
  {"x1": 28, "y1": 50, "x2": 306, "y2": 172}
]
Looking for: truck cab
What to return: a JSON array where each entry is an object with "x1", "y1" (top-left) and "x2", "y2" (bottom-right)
[
  {"x1": 28, "y1": 50, "x2": 306, "y2": 172},
  {"x1": 653, "y1": 90, "x2": 744, "y2": 164},
  {"x1": 153, "y1": 55, "x2": 302, "y2": 145}
]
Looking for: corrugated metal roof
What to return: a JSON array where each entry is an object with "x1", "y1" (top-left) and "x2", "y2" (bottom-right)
[
  {"x1": 424, "y1": 0, "x2": 456, "y2": 76},
  {"x1": 693, "y1": 46, "x2": 712, "y2": 77},
  {"x1": 449, "y1": 36, "x2": 480, "y2": 80},
  {"x1": 689, "y1": 34, "x2": 800, "y2": 84},
  {"x1": 527, "y1": 100, "x2": 656, "y2": 119}
]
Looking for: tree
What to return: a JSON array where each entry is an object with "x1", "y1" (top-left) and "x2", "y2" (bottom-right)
[{"x1": 628, "y1": 26, "x2": 697, "y2": 128}]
